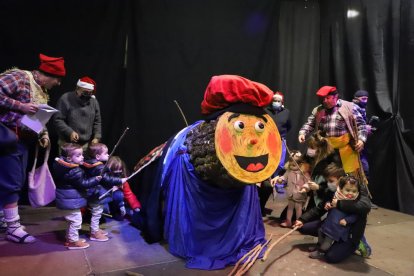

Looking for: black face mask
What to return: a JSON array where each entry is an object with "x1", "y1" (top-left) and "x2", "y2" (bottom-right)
[
  {"x1": 357, "y1": 101, "x2": 367, "y2": 108},
  {"x1": 80, "y1": 92, "x2": 92, "y2": 101}
]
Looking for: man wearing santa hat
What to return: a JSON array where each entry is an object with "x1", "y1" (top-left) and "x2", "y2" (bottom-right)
[
  {"x1": 53, "y1": 76, "x2": 102, "y2": 152},
  {"x1": 0, "y1": 53, "x2": 65, "y2": 243}
]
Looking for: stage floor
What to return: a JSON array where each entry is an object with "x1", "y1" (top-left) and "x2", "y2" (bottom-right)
[{"x1": 1, "y1": 192, "x2": 413, "y2": 276}]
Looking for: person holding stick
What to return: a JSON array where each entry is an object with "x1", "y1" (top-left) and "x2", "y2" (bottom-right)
[
  {"x1": 82, "y1": 143, "x2": 127, "y2": 241},
  {"x1": 298, "y1": 86, "x2": 367, "y2": 181}
]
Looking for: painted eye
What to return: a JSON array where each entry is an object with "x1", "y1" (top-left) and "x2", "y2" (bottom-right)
[
  {"x1": 254, "y1": 121, "x2": 265, "y2": 132},
  {"x1": 234, "y1": 121, "x2": 245, "y2": 132}
]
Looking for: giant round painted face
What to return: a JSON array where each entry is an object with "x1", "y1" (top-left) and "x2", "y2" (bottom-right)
[{"x1": 215, "y1": 112, "x2": 282, "y2": 184}]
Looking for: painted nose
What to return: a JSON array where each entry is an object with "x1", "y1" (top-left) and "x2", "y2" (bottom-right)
[{"x1": 250, "y1": 138, "x2": 258, "y2": 145}]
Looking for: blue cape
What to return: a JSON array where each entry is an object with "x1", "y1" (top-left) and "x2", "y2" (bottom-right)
[{"x1": 161, "y1": 121, "x2": 266, "y2": 270}]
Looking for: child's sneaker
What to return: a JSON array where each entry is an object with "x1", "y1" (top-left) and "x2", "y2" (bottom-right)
[
  {"x1": 309, "y1": 251, "x2": 325, "y2": 259},
  {"x1": 96, "y1": 229, "x2": 108, "y2": 236},
  {"x1": 66, "y1": 240, "x2": 90, "y2": 250},
  {"x1": 119, "y1": 206, "x2": 126, "y2": 217},
  {"x1": 280, "y1": 220, "x2": 292, "y2": 228},
  {"x1": 357, "y1": 237, "x2": 372, "y2": 258},
  {"x1": 65, "y1": 238, "x2": 86, "y2": 246},
  {"x1": 90, "y1": 231, "x2": 109, "y2": 242}
]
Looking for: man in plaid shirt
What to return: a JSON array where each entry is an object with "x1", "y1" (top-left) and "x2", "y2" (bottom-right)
[
  {"x1": 0, "y1": 53, "x2": 65, "y2": 243},
  {"x1": 298, "y1": 86, "x2": 367, "y2": 175}
]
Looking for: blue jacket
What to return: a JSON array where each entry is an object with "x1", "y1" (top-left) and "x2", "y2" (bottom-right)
[
  {"x1": 53, "y1": 158, "x2": 101, "y2": 210},
  {"x1": 321, "y1": 208, "x2": 358, "y2": 242},
  {"x1": 82, "y1": 159, "x2": 123, "y2": 204}
]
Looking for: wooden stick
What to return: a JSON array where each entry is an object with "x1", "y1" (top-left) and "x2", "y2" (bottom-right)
[
  {"x1": 228, "y1": 244, "x2": 261, "y2": 276},
  {"x1": 99, "y1": 127, "x2": 129, "y2": 176},
  {"x1": 235, "y1": 246, "x2": 262, "y2": 276},
  {"x1": 262, "y1": 226, "x2": 299, "y2": 261},
  {"x1": 174, "y1": 100, "x2": 188, "y2": 127},
  {"x1": 228, "y1": 235, "x2": 273, "y2": 276},
  {"x1": 236, "y1": 238, "x2": 273, "y2": 276}
]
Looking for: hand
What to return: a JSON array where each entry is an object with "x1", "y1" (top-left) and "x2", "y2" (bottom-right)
[
  {"x1": 70, "y1": 132, "x2": 79, "y2": 143},
  {"x1": 39, "y1": 137, "x2": 49, "y2": 148},
  {"x1": 91, "y1": 138, "x2": 99, "y2": 144},
  {"x1": 331, "y1": 198, "x2": 338, "y2": 208},
  {"x1": 298, "y1": 134, "x2": 306, "y2": 143},
  {"x1": 324, "y1": 202, "x2": 332, "y2": 210},
  {"x1": 339, "y1": 219, "x2": 347, "y2": 226},
  {"x1": 354, "y1": 140, "x2": 364, "y2": 152},
  {"x1": 121, "y1": 177, "x2": 128, "y2": 184},
  {"x1": 270, "y1": 178, "x2": 276, "y2": 186},
  {"x1": 308, "y1": 181, "x2": 319, "y2": 191},
  {"x1": 19, "y1": 103, "x2": 39, "y2": 115},
  {"x1": 293, "y1": 220, "x2": 303, "y2": 228}
]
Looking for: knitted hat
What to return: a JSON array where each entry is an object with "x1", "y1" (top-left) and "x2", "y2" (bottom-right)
[
  {"x1": 77, "y1": 76, "x2": 96, "y2": 91},
  {"x1": 316, "y1": 86, "x2": 337, "y2": 97},
  {"x1": 38, "y1": 53, "x2": 66, "y2": 77},
  {"x1": 354, "y1": 90, "x2": 369, "y2": 98},
  {"x1": 201, "y1": 75, "x2": 273, "y2": 116}
]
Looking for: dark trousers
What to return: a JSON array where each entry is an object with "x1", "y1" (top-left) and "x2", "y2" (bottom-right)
[{"x1": 300, "y1": 220, "x2": 358, "y2": 263}]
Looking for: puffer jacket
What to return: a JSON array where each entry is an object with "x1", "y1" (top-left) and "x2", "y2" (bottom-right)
[
  {"x1": 82, "y1": 159, "x2": 123, "y2": 204},
  {"x1": 53, "y1": 158, "x2": 101, "y2": 210}
]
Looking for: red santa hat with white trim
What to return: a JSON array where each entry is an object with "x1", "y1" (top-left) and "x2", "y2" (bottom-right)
[{"x1": 77, "y1": 76, "x2": 96, "y2": 92}]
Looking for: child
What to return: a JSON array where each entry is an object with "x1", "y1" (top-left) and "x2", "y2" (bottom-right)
[
  {"x1": 309, "y1": 175, "x2": 360, "y2": 259},
  {"x1": 53, "y1": 143, "x2": 102, "y2": 250},
  {"x1": 82, "y1": 143, "x2": 127, "y2": 241},
  {"x1": 106, "y1": 156, "x2": 141, "y2": 218},
  {"x1": 271, "y1": 150, "x2": 310, "y2": 227}
]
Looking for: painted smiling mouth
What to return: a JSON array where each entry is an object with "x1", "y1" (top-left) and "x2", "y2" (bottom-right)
[{"x1": 234, "y1": 154, "x2": 269, "y2": 172}]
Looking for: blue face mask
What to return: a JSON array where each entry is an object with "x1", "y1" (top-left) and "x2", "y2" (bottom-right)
[{"x1": 272, "y1": 102, "x2": 282, "y2": 110}]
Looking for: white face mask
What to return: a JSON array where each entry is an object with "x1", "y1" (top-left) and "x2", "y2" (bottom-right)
[
  {"x1": 327, "y1": 181, "x2": 337, "y2": 192},
  {"x1": 272, "y1": 102, "x2": 282, "y2": 110},
  {"x1": 307, "y1": 148, "x2": 317, "y2": 157}
]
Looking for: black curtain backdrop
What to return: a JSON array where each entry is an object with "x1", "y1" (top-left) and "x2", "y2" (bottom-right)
[{"x1": 0, "y1": 0, "x2": 413, "y2": 215}]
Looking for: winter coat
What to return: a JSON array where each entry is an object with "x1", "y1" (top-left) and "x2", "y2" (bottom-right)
[
  {"x1": 53, "y1": 158, "x2": 101, "y2": 210},
  {"x1": 320, "y1": 208, "x2": 358, "y2": 242},
  {"x1": 82, "y1": 159, "x2": 123, "y2": 204}
]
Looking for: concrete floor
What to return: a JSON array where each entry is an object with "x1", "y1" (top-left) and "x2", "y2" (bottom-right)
[{"x1": 1, "y1": 192, "x2": 414, "y2": 276}]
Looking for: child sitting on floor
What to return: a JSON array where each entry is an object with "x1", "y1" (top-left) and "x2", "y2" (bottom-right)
[
  {"x1": 82, "y1": 143, "x2": 127, "y2": 241},
  {"x1": 271, "y1": 150, "x2": 311, "y2": 227},
  {"x1": 53, "y1": 143, "x2": 102, "y2": 250},
  {"x1": 106, "y1": 156, "x2": 141, "y2": 219}
]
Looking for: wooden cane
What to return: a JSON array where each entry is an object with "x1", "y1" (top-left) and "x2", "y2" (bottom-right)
[
  {"x1": 262, "y1": 226, "x2": 299, "y2": 261},
  {"x1": 99, "y1": 127, "x2": 129, "y2": 176}
]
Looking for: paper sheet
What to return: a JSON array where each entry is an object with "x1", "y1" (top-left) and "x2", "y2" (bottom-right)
[{"x1": 21, "y1": 104, "x2": 59, "y2": 134}]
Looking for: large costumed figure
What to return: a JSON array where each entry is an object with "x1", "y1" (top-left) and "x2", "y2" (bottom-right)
[{"x1": 132, "y1": 75, "x2": 283, "y2": 270}]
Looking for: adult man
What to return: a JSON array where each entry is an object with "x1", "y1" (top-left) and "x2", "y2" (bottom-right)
[
  {"x1": 53, "y1": 76, "x2": 101, "y2": 152},
  {"x1": 259, "y1": 91, "x2": 291, "y2": 216},
  {"x1": 0, "y1": 53, "x2": 65, "y2": 243},
  {"x1": 298, "y1": 86, "x2": 367, "y2": 176}
]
